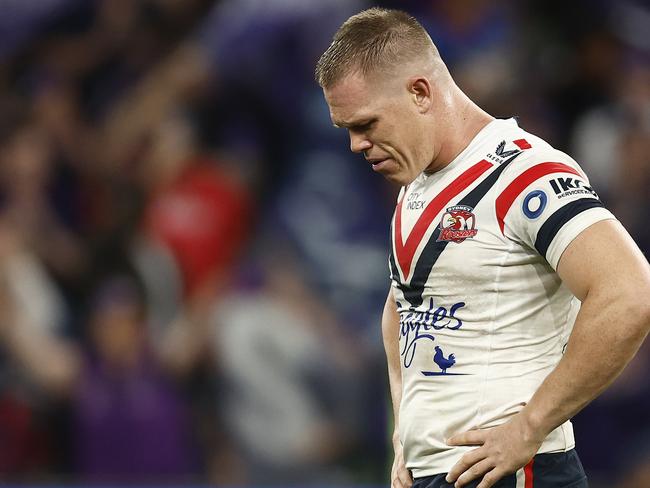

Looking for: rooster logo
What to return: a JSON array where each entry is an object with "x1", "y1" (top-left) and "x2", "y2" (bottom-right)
[
  {"x1": 448, "y1": 212, "x2": 467, "y2": 230},
  {"x1": 438, "y1": 205, "x2": 478, "y2": 243},
  {"x1": 433, "y1": 346, "x2": 456, "y2": 374}
]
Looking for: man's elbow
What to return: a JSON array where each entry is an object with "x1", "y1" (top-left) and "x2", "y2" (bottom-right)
[{"x1": 623, "y1": 292, "x2": 650, "y2": 342}]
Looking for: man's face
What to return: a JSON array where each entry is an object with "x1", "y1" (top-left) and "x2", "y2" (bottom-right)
[{"x1": 324, "y1": 71, "x2": 432, "y2": 186}]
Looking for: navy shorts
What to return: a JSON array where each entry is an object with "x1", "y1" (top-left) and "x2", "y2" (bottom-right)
[{"x1": 412, "y1": 449, "x2": 588, "y2": 488}]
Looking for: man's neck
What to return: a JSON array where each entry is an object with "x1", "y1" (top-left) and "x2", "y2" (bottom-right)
[{"x1": 426, "y1": 94, "x2": 494, "y2": 174}]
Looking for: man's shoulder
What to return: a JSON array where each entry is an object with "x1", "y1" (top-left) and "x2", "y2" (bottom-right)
[{"x1": 495, "y1": 129, "x2": 586, "y2": 183}]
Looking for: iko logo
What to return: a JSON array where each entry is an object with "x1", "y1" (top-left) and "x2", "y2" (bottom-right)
[{"x1": 549, "y1": 177, "x2": 598, "y2": 199}]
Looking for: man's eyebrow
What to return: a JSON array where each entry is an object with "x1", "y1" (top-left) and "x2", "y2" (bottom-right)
[{"x1": 332, "y1": 118, "x2": 376, "y2": 129}]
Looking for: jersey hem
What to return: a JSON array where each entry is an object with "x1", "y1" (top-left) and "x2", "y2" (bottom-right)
[{"x1": 408, "y1": 442, "x2": 577, "y2": 479}]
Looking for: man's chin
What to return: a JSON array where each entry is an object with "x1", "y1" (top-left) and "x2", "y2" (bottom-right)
[{"x1": 382, "y1": 171, "x2": 415, "y2": 187}]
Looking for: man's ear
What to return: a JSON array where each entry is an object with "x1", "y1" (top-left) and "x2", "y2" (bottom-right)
[{"x1": 408, "y1": 77, "x2": 432, "y2": 114}]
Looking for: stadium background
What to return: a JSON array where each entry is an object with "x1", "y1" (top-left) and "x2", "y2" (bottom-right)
[{"x1": 0, "y1": 0, "x2": 647, "y2": 487}]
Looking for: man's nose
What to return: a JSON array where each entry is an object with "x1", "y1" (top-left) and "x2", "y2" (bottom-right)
[{"x1": 349, "y1": 132, "x2": 372, "y2": 153}]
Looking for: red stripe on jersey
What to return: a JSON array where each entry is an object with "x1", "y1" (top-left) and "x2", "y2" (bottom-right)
[
  {"x1": 524, "y1": 458, "x2": 534, "y2": 488},
  {"x1": 495, "y1": 162, "x2": 583, "y2": 235},
  {"x1": 394, "y1": 160, "x2": 492, "y2": 280},
  {"x1": 513, "y1": 138, "x2": 532, "y2": 150}
]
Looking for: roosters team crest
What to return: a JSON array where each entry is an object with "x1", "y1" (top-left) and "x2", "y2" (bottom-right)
[{"x1": 437, "y1": 205, "x2": 478, "y2": 243}]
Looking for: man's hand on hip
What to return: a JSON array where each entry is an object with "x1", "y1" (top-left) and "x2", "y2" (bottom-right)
[
  {"x1": 445, "y1": 413, "x2": 544, "y2": 488},
  {"x1": 392, "y1": 442, "x2": 413, "y2": 488}
]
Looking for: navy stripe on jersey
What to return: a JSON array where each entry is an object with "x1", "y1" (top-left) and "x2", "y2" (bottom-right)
[
  {"x1": 534, "y1": 197, "x2": 604, "y2": 259},
  {"x1": 398, "y1": 154, "x2": 519, "y2": 308}
]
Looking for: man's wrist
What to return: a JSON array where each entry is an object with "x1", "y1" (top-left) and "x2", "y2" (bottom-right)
[
  {"x1": 392, "y1": 430, "x2": 402, "y2": 450},
  {"x1": 519, "y1": 405, "x2": 552, "y2": 444}
]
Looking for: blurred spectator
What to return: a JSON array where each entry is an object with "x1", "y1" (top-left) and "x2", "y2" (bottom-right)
[
  {"x1": 0, "y1": 112, "x2": 87, "y2": 287},
  {"x1": 0, "y1": 217, "x2": 67, "y2": 476},
  {"x1": 0, "y1": 266, "x2": 198, "y2": 482},
  {"x1": 73, "y1": 276, "x2": 197, "y2": 482},
  {"x1": 142, "y1": 112, "x2": 254, "y2": 299},
  {"x1": 0, "y1": 110, "x2": 78, "y2": 477},
  {"x1": 209, "y1": 247, "x2": 366, "y2": 485}
]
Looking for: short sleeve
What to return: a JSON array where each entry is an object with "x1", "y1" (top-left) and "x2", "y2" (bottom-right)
[{"x1": 496, "y1": 160, "x2": 616, "y2": 270}]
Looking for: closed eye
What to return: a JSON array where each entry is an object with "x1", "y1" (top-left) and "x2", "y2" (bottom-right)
[{"x1": 350, "y1": 120, "x2": 376, "y2": 132}]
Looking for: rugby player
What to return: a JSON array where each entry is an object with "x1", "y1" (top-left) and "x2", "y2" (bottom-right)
[{"x1": 316, "y1": 8, "x2": 650, "y2": 488}]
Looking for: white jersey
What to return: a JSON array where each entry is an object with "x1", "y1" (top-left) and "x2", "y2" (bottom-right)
[{"x1": 389, "y1": 118, "x2": 615, "y2": 477}]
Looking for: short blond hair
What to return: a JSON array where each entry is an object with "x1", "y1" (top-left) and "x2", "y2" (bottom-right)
[{"x1": 315, "y1": 7, "x2": 436, "y2": 88}]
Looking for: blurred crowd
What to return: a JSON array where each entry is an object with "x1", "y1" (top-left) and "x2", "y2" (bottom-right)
[{"x1": 0, "y1": 0, "x2": 647, "y2": 486}]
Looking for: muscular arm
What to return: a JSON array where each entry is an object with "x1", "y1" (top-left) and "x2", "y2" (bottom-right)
[
  {"x1": 447, "y1": 219, "x2": 650, "y2": 488},
  {"x1": 382, "y1": 288, "x2": 413, "y2": 488},
  {"x1": 520, "y1": 219, "x2": 650, "y2": 438}
]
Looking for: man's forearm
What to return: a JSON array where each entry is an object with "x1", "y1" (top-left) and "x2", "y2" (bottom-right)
[
  {"x1": 520, "y1": 289, "x2": 650, "y2": 440},
  {"x1": 382, "y1": 288, "x2": 403, "y2": 447}
]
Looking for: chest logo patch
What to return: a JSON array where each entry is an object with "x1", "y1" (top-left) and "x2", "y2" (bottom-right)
[{"x1": 437, "y1": 205, "x2": 478, "y2": 243}]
